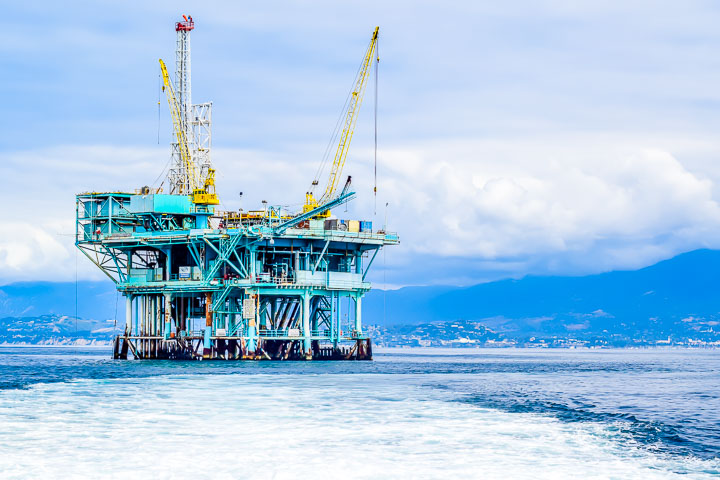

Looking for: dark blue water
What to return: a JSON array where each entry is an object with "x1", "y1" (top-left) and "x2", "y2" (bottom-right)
[{"x1": 1, "y1": 346, "x2": 718, "y2": 462}]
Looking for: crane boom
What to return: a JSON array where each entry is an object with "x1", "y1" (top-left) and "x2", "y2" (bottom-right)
[
  {"x1": 159, "y1": 58, "x2": 198, "y2": 194},
  {"x1": 303, "y1": 27, "x2": 379, "y2": 216}
]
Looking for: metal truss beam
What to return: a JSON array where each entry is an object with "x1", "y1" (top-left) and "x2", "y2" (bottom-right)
[
  {"x1": 273, "y1": 191, "x2": 356, "y2": 235},
  {"x1": 312, "y1": 240, "x2": 330, "y2": 274}
]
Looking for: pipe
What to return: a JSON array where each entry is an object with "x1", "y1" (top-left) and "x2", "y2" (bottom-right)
[
  {"x1": 331, "y1": 292, "x2": 337, "y2": 347},
  {"x1": 125, "y1": 295, "x2": 132, "y2": 335},
  {"x1": 203, "y1": 292, "x2": 212, "y2": 357},
  {"x1": 302, "y1": 292, "x2": 311, "y2": 353},
  {"x1": 354, "y1": 295, "x2": 362, "y2": 334},
  {"x1": 163, "y1": 293, "x2": 172, "y2": 339},
  {"x1": 247, "y1": 294, "x2": 257, "y2": 353}
]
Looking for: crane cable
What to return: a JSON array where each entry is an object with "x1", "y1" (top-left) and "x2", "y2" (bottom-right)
[
  {"x1": 158, "y1": 71, "x2": 162, "y2": 145},
  {"x1": 374, "y1": 37, "x2": 379, "y2": 215},
  {"x1": 311, "y1": 32, "x2": 376, "y2": 195},
  {"x1": 311, "y1": 61, "x2": 363, "y2": 194},
  {"x1": 151, "y1": 66, "x2": 171, "y2": 192}
]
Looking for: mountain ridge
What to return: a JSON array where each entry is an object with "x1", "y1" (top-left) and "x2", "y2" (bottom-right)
[
  {"x1": 1, "y1": 249, "x2": 718, "y2": 345},
  {"x1": 363, "y1": 249, "x2": 720, "y2": 343}
]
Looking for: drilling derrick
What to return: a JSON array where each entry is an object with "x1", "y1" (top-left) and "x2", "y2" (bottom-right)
[
  {"x1": 167, "y1": 15, "x2": 214, "y2": 198},
  {"x1": 167, "y1": 15, "x2": 193, "y2": 195},
  {"x1": 75, "y1": 19, "x2": 397, "y2": 360}
]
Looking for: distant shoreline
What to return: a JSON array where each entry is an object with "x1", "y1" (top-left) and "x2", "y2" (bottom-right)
[
  {"x1": 1, "y1": 344, "x2": 718, "y2": 352},
  {"x1": 0, "y1": 343, "x2": 111, "y2": 348}
]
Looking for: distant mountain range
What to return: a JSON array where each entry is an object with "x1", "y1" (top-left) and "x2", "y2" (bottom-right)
[
  {"x1": 1, "y1": 249, "x2": 719, "y2": 346},
  {"x1": 364, "y1": 249, "x2": 720, "y2": 345},
  {"x1": 0, "y1": 315, "x2": 116, "y2": 345},
  {"x1": 0, "y1": 281, "x2": 120, "y2": 320}
]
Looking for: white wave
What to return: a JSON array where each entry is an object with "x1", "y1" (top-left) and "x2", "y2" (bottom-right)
[{"x1": 0, "y1": 374, "x2": 717, "y2": 479}]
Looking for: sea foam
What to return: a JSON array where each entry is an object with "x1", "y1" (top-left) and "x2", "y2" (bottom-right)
[{"x1": 0, "y1": 373, "x2": 717, "y2": 479}]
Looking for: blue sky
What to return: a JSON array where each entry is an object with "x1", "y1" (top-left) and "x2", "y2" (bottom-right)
[{"x1": 3, "y1": 1, "x2": 720, "y2": 287}]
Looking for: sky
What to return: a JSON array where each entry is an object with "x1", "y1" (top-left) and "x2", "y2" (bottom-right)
[{"x1": 3, "y1": 1, "x2": 720, "y2": 287}]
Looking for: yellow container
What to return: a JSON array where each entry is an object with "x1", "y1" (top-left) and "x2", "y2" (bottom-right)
[{"x1": 348, "y1": 220, "x2": 360, "y2": 232}]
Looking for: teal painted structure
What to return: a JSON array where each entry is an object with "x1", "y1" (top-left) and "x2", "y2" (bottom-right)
[{"x1": 76, "y1": 191, "x2": 398, "y2": 360}]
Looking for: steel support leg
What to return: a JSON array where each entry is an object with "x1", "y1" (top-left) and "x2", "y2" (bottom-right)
[
  {"x1": 354, "y1": 295, "x2": 362, "y2": 335},
  {"x1": 203, "y1": 292, "x2": 212, "y2": 358},
  {"x1": 164, "y1": 293, "x2": 172, "y2": 339},
  {"x1": 302, "y1": 292, "x2": 311, "y2": 355},
  {"x1": 125, "y1": 295, "x2": 132, "y2": 334}
]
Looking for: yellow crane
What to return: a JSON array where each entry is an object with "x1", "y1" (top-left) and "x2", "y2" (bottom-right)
[
  {"x1": 303, "y1": 26, "x2": 379, "y2": 217},
  {"x1": 193, "y1": 167, "x2": 219, "y2": 205},
  {"x1": 159, "y1": 59, "x2": 218, "y2": 205}
]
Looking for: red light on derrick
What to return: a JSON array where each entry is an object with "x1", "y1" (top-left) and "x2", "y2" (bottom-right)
[{"x1": 176, "y1": 14, "x2": 195, "y2": 32}]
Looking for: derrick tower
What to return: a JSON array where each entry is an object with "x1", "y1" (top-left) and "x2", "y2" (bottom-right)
[{"x1": 168, "y1": 15, "x2": 212, "y2": 196}]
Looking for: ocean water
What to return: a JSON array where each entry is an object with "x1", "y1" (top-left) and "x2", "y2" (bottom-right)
[{"x1": 0, "y1": 347, "x2": 718, "y2": 479}]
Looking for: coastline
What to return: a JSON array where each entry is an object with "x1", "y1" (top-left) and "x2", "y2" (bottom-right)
[{"x1": 1, "y1": 344, "x2": 718, "y2": 352}]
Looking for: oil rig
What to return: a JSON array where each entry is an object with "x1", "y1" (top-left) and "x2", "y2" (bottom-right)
[{"x1": 75, "y1": 16, "x2": 398, "y2": 360}]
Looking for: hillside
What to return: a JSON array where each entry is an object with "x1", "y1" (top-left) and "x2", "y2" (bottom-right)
[
  {"x1": 0, "y1": 281, "x2": 120, "y2": 320},
  {"x1": 0, "y1": 315, "x2": 117, "y2": 345},
  {"x1": 1, "y1": 249, "x2": 719, "y2": 345},
  {"x1": 364, "y1": 249, "x2": 720, "y2": 343}
]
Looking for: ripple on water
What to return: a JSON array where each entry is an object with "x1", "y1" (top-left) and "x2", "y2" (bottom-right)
[
  {"x1": 0, "y1": 346, "x2": 718, "y2": 479},
  {"x1": 0, "y1": 373, "x2": 716, "y2": 479}
]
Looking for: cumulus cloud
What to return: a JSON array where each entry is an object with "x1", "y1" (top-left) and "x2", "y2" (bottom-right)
[
  {"x1": 0, "y1": 146, "x2": 165, "y2": 284},
  {"x1": 0, "y1": 223, "x2": 68, "y2": 271},
  {"x1": 346, "y1": 138, "x2": 720, "y2": 283},
  {"x1": 5, "y1": 2, "x2": 720, "y2": 285},
  {"x1": 1, "y1": 138, "x2": 720, "y2": 286},
  {"x1": 0, "y1": 220, "x2": 102, "y2": 283},
  {"x1": 218, "y1": 137, "x2": 720, "y2": 284}
]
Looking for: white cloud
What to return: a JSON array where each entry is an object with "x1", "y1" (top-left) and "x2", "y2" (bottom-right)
[
  {"x1": 0, "y1": 222, "x2": 77, "y2": 282},
  {"x1": 215, "y1": 136, "x2": 720, "y2": 283},
  {"x1": 0, "y1": 146, "x2": 165, "y2": 284},
  {"x1": 357, "y1": 138, "x2": 720, "y2": 280},
  {"x1": 5, "y1": 2, "x2": 720, "y2": 285},
  {"x1": 1, "y1": 137, "x2": 720, "y2": 285},
  {"x1": 0, "y1": 223, "x2": 67, "y2": 270}
]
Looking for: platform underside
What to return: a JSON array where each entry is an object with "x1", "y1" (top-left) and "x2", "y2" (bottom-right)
[{"x1": 113, "y1": 335, "x2": 372, "y2": 360}]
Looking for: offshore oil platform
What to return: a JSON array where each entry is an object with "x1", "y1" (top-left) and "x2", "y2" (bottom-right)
[{"x1": 75, "y1": 16, "x2": 398, "y2": 360}]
